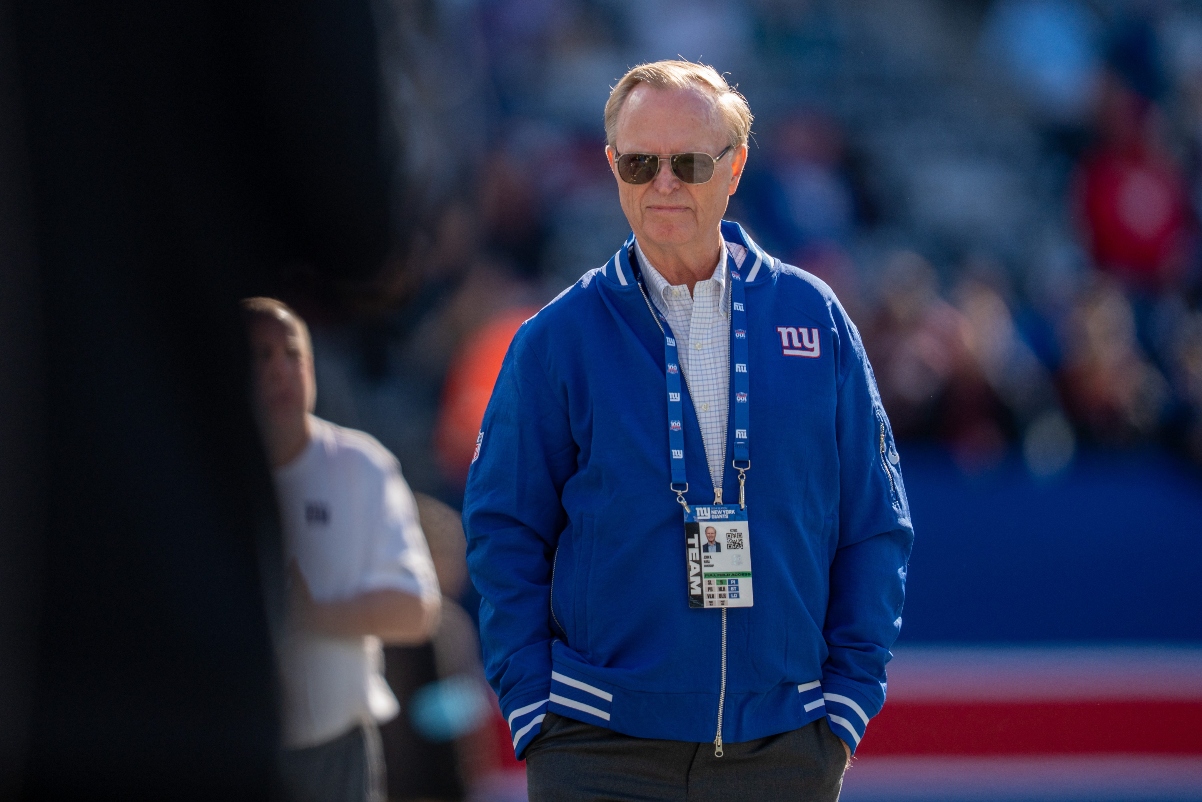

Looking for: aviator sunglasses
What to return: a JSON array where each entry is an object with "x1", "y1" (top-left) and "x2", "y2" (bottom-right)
[{"x1": 612, "y1": 145, "x2": 733, "y2": 185}]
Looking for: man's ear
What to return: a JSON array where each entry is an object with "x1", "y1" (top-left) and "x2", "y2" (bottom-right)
[{"x1": 728, "y1": 145, "x2": 749, "y2": 195}]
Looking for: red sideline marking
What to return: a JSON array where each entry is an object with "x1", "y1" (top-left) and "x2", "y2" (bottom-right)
[
  {"x1": 842, "y1": 756, "x2": 1202, "y2": 797},
  {"x1": 859, "y1": 700, "x2": 1202, "y2": 756}
]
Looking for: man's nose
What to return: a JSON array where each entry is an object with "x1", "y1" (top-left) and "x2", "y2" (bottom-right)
[{"x1": 651, "y1": 158, "x2": 681, "y2": 193}]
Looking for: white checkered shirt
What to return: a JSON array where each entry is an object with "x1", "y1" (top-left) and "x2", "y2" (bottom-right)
[{"x1": 635, "y1": 239, "x2": 737, "y2": 499}]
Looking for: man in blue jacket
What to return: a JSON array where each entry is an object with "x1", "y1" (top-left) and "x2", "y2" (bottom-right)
[{"x1": 464, "y1": 60, "x2": 913, "y2": 800}]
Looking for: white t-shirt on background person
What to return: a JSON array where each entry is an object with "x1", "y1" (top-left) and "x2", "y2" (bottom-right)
[{"x1": 275, "y1": 415, "x2": 440, "y2": 748}]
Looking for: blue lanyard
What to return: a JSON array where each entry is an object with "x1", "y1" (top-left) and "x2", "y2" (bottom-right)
[{"x1": 628, "y1": 241, "x2": 751, "y2": 511}]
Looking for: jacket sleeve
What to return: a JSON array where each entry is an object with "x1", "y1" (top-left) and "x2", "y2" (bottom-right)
[
  {"x1": 821, "y1": 299, "x2": 914, "y2": 754},
  {"x1": 463, "y1": 325, "x2": 577, "y2": 758}
]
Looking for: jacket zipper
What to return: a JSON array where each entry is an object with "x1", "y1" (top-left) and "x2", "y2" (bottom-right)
[
  {"x1": 714, "y1": 607, "x2": 727, "y2": 757},
  {"x1": 635, "y1": 266, "x2": 731, "y2": 758}
]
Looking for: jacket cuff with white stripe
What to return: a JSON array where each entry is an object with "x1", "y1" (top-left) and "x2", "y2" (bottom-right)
[
  {"x1": 818, "y1": 676, "x2": 881, "y2": 754},
  {"x1": 504, "y1": 690, "x2": 552, "y2": 759}
]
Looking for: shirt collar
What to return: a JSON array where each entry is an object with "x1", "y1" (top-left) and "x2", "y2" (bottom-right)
[{"x1": 634, "y1": 238, "x2": 730, "y2": 318}]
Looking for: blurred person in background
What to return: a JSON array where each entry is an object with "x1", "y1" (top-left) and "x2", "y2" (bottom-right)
[
  {"x1": 464, "y1": 60, "x2": 912, "y2": 801},
  {"x1": 1055, "y1": 277, "x2": 1170, "y2": 445},
  {"x1": 245, "y1": 298, "x2": 441, "y2": 802},
  {"x1": 864, "y1": 251, "x2": 1000, "y2": 455},
  {"x1": 1072, "y1": 73, "x2": 1195, "y2": 294},
  {"x1": 734, "y1": 110, "x2": 860, "y2": 264},
  {"x1": 1165, "y1": 309, "x2": 1202, "y2": 462},
  {"x1": 979, "y1": 0, "x2": 1103, "y2": 144},
  {"x1": 433, "y1": 306, "x2": 541, "y2": 488},
  {"x1": 949, "y1": 264, "x2": 1063, "y2": 466}
]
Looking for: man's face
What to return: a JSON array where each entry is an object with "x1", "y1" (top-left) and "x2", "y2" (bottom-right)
[
  {"x1": 705, "y1": 526, "x2": 717, "y2": 544},
  {"x1": 608, "y1": 84, "x2": 747, "y2": 254},
  {"x1": 249, "y1": 316, "x2": 315, "y2": 430}
]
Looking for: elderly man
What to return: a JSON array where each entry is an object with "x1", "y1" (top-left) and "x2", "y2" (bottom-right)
[
  {"x1": 243, "y1": 297, "x2": 441, "y2": 802},
  {"x1": 464, "y1": 61, "x2": 913, "y2": 800}
]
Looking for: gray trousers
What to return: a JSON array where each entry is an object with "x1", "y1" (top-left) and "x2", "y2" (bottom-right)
[
  {"x1": 279, "y1": 723, "x2": 385, "y2": 802},
  {"x1": 525, "y1": 712, "x2": 846, "y2": 802}
]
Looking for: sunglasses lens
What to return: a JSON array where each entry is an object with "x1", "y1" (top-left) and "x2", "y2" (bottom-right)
[
  {"x1": 672, "y1": 153, "x2": 715, "y2": 184},
  {"x1": 617, "y1": 154, "x2": 659, "y2": 184}
]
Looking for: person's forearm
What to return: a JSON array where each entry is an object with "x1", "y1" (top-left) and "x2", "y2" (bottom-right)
[{"x1": 305, "y1": 589, "x2": 441, "y2": 644}]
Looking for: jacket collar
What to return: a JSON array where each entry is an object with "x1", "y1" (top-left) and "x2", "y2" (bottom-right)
[
  {"x1": 600, "y1": 220, "x2": 773, "y2": 290},
  {"x1": 635, "y1": 237, "x2": 730, "y2": 317}
]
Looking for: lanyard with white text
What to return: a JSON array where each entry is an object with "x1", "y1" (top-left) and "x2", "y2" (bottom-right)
[{"x1": 628, "y1": 243, "x2": 751, "y2": 511}]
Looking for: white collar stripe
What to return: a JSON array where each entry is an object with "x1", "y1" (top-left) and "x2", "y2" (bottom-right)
[
  {"x1": 614, "y1": 253, "x2": 628, "y2": 285},
  {"x1": 745, "y1": 250, "x2": 763, "y2": 283}
]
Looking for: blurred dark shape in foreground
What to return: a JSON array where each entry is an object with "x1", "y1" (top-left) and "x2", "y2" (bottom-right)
[{"x1": 0, "y1": 0, "x2": 403, "y2": 798}]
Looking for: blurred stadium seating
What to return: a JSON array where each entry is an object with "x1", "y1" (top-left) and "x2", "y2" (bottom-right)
[{"x1": 306, "y1": 1, "x2": 1202, "y2": 799}]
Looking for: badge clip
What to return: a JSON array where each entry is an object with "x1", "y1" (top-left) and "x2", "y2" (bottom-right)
[
  {"x1": 733, "y1": 460, "x2": 750, "y2": 510},
  {"x1": 671, "y1": 482, "x2": 690, "y2": 513}
]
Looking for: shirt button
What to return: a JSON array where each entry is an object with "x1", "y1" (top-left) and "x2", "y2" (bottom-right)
[
  {"x1": 701, "y1": 403, "x2": 709, "y2": 411},
  {"x1": 672, "y1": 289, "x2": 681, "y2": 298},
  {"x1": 694, "y1": 343, "x2": 702, "y2": 350}
]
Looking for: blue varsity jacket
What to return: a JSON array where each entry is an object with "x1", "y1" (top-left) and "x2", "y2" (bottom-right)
[{"x1": 464, "y1": 222, "x2": 914, "y2": 759}]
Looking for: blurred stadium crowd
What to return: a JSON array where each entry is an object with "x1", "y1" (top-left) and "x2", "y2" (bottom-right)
[
  {"x1": 274, "y1": 1, "x2": 1202, "y2": 799},
  {"x1": 305, "y1": 0, "x2": 1202, "y2": 510}
]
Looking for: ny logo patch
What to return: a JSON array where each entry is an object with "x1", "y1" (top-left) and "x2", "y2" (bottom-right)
[{"x1": 776, "y1": 326, "x2": 820, "y2": 358}]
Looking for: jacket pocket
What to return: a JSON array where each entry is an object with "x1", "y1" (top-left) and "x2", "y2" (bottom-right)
[
  {"x1": 785, "y1": 513, "x2": 835, "y2": 672},
  {"x1": 573, "y1": 513, "x2": 595, "y2": 654},
  {"x1": 550, "y1": 545, "x2": 568, "y2": 641}
]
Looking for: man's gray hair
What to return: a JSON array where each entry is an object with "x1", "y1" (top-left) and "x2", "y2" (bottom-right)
[{"x1": 604, "y1": 60, "x2": 753, "y2": 149}]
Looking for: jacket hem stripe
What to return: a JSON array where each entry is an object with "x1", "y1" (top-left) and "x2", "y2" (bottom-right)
[
  {"x1": 828, "y1": 714, "x2": 862, "y2": 745},
  {"x1": 511, "y1": 714, "x2": 545, "y2": 749},
  {"x1": 507, "y1": 698, "x2": 549, "y2": 728},
  {"x1": 552, "y1": 671, "x2": 613, "y2": 701},
  {"x1": 550, "y1": 693, "x2": 611, "y2": 721},
  {"x1": 824, "y1": 693, "x2": 871, "y2": 726}
]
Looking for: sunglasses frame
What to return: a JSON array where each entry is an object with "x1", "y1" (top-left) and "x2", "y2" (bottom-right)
[{"x1": 612, "y1": 145, "x2": 734, "y2": 185}]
